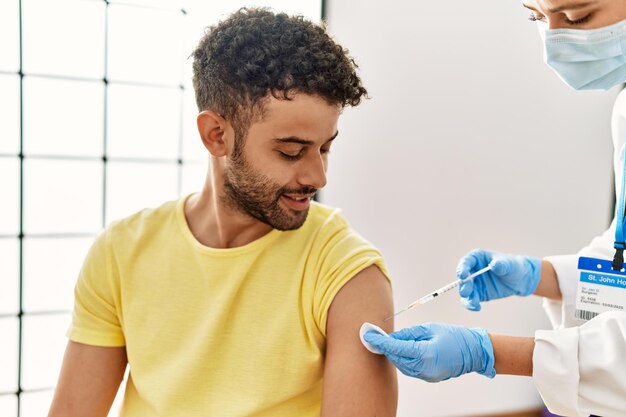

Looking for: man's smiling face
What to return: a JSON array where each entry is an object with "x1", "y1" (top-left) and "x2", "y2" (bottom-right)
[{"x1": 222, "y1": 93, "x2": 341, "y2": 231}]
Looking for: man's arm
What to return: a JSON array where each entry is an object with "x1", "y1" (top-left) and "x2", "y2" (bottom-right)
[
  {"x1": 321, "y1": 265, "x2": 397, "y2": 417},
  {"x1": 48, "y1": 341, "x2": 128, "y2": 417}
]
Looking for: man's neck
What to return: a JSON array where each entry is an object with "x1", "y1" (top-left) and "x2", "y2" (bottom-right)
[{"x1": 184, "y1": 184, "x2": 273, "y2": 249}]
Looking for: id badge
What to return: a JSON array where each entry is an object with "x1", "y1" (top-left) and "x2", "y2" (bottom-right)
[{"x1": 575, "y1": 257, "x2": 626, "y2": 321}]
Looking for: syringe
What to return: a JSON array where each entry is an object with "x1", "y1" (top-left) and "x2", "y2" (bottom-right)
[{"x1": 384, "y1": 265, "x2": 493, "y2": 322}]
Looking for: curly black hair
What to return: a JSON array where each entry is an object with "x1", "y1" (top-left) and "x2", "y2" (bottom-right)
[{"x1": 192, "y1": 7, "x2": 367, "y2": 144}]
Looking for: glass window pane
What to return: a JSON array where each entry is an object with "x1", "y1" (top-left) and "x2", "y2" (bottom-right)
[
  {"x1": 181, "y1": 161, "x2": 207, "y2": 196},
  {"x1": 23, "y1": 77, "x2": 104, "y2": 157},
  {"x1": 21, "y1": 314, "x2": 70, "y2": 390},
  {"x1": 20, "y1": 391, "x2": 54, "y2": 417},
  {"x1": 23, "y1": 237, "x2": 93, "y2": 313},
  {"x1": 185, "y1": 1, "x2": 322, "y2": 40},
  {"x1": 181, "y1": 89, "x2": 206, "y2": 162},
  {"x1": 107, "y1": 84, "x2": 181, "y2": 159},
  {"x1": 0, "y1": 318, "x2": 19, "y2": 393},
  {"x1": 0, "y1": 75, "x2": 20, "y2": 155},
  {"x1": 106, "y1": 162, "x2": 178, "y2": 224},
  {"x1": 0, "y1": 0, "x2": 19, "y2": 73},
  {"x1": 108, "y1": 5, "x2": 184, "y2": 84},
  {"x1": 0, "y1": 395, "x2": 17, "y2": 417},
  {"x1": 24, "y1": 159, "x2": 103, "y2": 234},
  {"x1": 0, "y1": 158, "x2": 20, "y2": 235},
  {"x1": 109, "y1": 0, "x2": 181, "y2": 9},
  {"x1": 22, "y1": 0, "x2": 105, "y2": 78},
  {"x1": 0, "y1": 239, "x2": 20, "y2": 316}
]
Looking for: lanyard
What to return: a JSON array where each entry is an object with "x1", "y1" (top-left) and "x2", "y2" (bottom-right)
[{"x1": 613, "y1": 142, "x2": 626, "y2": 271}]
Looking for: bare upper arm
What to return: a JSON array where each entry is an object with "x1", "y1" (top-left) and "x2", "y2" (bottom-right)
[
  {"x1": 321, "y1": 265, "x2": 397, "y2": 417},
  {"x1": 48, "y1": 340, "x2": 128, "y2": 417}
]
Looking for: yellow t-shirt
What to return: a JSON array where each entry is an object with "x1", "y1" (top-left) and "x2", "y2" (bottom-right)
[{"x1": 68, "y1": 195, "x2": 390, "y2": 417}]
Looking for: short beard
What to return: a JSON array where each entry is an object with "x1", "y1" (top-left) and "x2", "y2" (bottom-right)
[{"x1": 222, "y1": 147, "x2": 316, "y2": 231}]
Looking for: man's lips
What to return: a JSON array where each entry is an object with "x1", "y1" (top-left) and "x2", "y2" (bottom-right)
[
  {"x1": 281, "y1": 194, "x2": 314, "y2": 210},
  {"x1": 283, "y1": 194, "x2": 314, "y2": 201}
]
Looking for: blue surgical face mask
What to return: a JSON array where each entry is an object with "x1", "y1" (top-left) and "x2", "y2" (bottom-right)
[{"x1": 539, "y1": 19, "x2": 626, "y2": 90}]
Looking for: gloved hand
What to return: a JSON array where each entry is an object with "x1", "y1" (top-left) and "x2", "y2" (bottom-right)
[
  {"x1": 363, "y1": 323, "x2": 495, "y2": 382},
  {"x1": 457, "y1": 249, "x2": 542, "y2": 311}
]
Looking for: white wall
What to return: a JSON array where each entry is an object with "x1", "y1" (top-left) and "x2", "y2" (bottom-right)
[{"x1": 324, "y1": 1, "x2": 619, "y2": 416}]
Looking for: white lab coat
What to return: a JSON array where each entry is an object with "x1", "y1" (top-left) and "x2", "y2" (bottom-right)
[{"x1": 534, "y1": 88, "x2": 626, "y2": 417}]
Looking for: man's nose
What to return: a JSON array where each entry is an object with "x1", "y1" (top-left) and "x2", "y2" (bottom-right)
[{"x1": 298, "y1": 153, "x2": 327, "y2": 190}]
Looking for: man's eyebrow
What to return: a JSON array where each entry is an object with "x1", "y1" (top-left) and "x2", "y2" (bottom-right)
[
  {"x1": 523, "y1": 1, "x2": 596, "y2": 13},
  {"x1": 273, "y1": 131, "x2": 339, "y2": 145}
]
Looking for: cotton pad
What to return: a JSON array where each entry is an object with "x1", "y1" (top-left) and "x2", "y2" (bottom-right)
[{"x1": 359, "y1": 322, "x2": 388, "y2": 355}]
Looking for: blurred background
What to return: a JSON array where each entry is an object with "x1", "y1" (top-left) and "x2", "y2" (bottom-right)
[{"x1": 0, "y1": 0, "x2": 618, "y2": 416}]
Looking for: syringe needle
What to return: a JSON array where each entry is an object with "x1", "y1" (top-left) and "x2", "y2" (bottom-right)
[
  {"x1": 383, "y1": 301, "x2": 419, "y2": 322},
  {"x1": 384, "y1": 265, "x2": 493, "y2": 321},
  {"x1": 383, "y1": 308, "x2": 407, "y2": 322}
]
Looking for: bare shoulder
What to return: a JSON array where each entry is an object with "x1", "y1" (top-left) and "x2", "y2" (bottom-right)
[
  {"x1": 321, "y1": 265, "x2": 397, "y2": 417},
  {"x1": 327, "y1": 265, "x2": 393, "y2": 332}
]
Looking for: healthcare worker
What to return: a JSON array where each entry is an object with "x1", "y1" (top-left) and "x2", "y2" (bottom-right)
[{"x1": 364, "y1": 1, "x2": 626, "y2": 416}]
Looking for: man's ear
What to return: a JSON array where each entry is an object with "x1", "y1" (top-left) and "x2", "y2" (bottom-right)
[{"x1": 197, "y1": 111, "x2": 228, "y2": 157}]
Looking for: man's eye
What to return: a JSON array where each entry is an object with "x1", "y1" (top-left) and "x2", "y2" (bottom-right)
[
  {"x1": 528, "y1": 13, "x2": 545, "y2": 22},
  {"x1": 279, "y1": 151, "x2": 302, "y2": 161}
]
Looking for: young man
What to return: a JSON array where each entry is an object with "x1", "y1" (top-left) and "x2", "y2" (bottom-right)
[{"x1": 48, "y1": 8, "x2": 397, "y2": 417}]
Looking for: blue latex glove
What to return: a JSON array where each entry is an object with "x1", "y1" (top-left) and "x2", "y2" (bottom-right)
[
  {"x1": 363, "y1": 323, "x2": 495, "y2": 382},
  {"x1": 457, "y1": 249, "x2": 542, "y2": 311}
]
